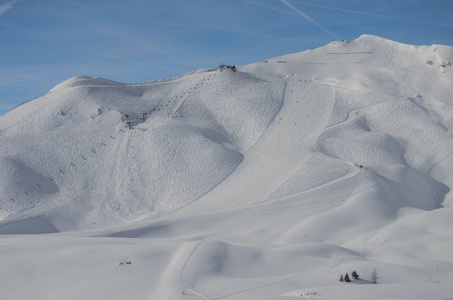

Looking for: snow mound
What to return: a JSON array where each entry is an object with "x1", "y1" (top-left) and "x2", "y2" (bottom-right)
[{"x1": 0, "y1": 69, "x2": 284, "y2": 231}]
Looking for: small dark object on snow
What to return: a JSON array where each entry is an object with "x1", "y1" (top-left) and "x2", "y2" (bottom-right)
[
  {"x1": 371, "y1": 268, "x2": 379, "y2": 284},
  {"x1": 228, "y1": 65, "x2": 237, "y2": 71},
  {"x1": 219, "y1": 64, "x2": 237, "y2": 72}
]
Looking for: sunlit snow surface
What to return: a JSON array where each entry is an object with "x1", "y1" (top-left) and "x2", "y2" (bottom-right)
[{"x1": 1, "y1": 35, "x2": 453, "y2": 299}]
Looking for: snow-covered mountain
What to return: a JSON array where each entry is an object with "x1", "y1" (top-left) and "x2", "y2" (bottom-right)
[{"x1": 1, "y1": 35, "x2": 453, "y2": 299}]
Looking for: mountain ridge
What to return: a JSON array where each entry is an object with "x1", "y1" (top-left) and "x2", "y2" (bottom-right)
[
  {"x1": 1, "y1": 34, "x2": 453, "y2": 231},
  {"x1": 1, "y1": 34, "x2": 453, "y2": 300}
]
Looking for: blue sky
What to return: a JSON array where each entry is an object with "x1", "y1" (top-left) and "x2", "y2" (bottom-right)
[{"x1": 1, "y1": 0, "x2": 452, "y2": 115}]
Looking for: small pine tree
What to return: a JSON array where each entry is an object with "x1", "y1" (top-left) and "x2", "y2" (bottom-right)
[
  {"x1": 339, "y1": 274, "x2": 344, "y2": 282},
  {"x1": 352, "y1": 270, "x2": 359, "y2": 280},
  {"x1": 344, "y1": 273, "x2": 350, "y2": 282},
  {"x1": 371, "y1": 268, "x2": 379, "y2": 284}
]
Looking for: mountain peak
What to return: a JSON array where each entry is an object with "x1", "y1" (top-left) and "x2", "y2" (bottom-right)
[
  {"x1": 356, "y1": 34, "x2": 393, "y2": 42},
  {"x1": 49, "y1": 76, "x2": 122, "y2": 92}
]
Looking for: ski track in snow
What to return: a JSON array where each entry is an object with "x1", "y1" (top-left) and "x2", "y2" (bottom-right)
[
  {"x1": 324, "y1": 95, "x2": 404, "y2": 131},
  {"x1": 363, "y1": 208, "x2": 409, "y2": 257},
  {"x1": 211, "y1": 273, "x2": 302, "y2": 300},
  {"x1": 149, "y1": 72, "x2": 214, "y2": 123},
  {"x1": 180, "y1": 240, "x2": 210, "y2": 300},
  {"x1": 258, "y1": 151, "x2": 361, "y2": 208},
  {"x1": 426, "y1": 147, "x2": 453, "y2": 177}
]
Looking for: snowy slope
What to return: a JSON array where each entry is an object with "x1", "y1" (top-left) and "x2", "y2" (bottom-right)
[
  {"x1": 0, "y1": 35, "x2": 453, "y2": 300},
  {"x1": 0, "y1": 70, "x2": 284, "y2": 230}
]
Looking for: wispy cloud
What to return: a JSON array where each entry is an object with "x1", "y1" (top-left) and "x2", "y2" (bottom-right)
[
  {"x1": 243, "y1": 0, "x2": 295, "y2": 16},
  {"x1": 288, "y1": 0, "x2": 453, "y2": 27},
  {"x1": 0, "y1": 0, "x2": 20, "y2": 17},
  {"x1": 205, "y1": 23, "x2": 269, "y2": 37},
  {"x1": 279, "y1": 0, "x2": 341, "y2": 40},
  {"x1": 204, "y1": 23, "x2": 323, "y2": 45}
]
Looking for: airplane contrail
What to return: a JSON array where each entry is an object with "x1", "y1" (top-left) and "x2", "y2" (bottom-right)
[
  {"x1": 279, "y1": 0, "x2": 342, "y2": 40},
  {"x1": 288, "y1": 0, "x2": 453, "y2": 27},
  {"x1": 244, "y1": 0, "x2": 296, "y2": 16}
]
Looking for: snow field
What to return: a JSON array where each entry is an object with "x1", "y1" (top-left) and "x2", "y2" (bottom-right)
[{"x1": 1, "y1": 35, "x2": 453, "y2": 299}]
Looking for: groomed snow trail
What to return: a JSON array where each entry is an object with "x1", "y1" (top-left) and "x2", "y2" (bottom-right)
[{"x1": 179, "y1": 76, "x2": 334, "y2": 214}]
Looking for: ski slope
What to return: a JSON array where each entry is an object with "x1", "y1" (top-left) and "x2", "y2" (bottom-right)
[{"x1": 0, "y1": 35, "x2": 453, "y2": 299}]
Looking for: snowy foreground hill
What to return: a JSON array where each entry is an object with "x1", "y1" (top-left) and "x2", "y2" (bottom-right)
[{"x1": 1, "y1": 35, "x2": 453, "y2": 299}]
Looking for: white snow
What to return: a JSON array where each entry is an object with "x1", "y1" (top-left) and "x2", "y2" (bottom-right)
[{"x1": 0, "y1": 34, "x2": 453, "y2": 299}]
